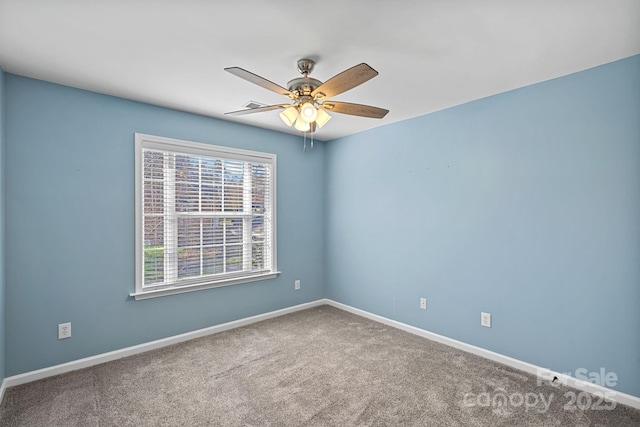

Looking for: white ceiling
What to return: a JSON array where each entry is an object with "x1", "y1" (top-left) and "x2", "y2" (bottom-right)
[{"x1": 1, "y1": 0, "x2": 639, "y2": 141}]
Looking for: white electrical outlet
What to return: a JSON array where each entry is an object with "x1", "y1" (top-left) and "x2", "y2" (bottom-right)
[
  {"x1": 58, "y1": 322, "x2": 72, "y2": 339},
  {"x1": 481, "y1": 312, "x2": 491, "y2": 328},
  {"x1": 294, "y1": 279, "x2": 300, "y2": 290},
  {"x1": 420, "y1": 298, "x2": 427, "y2": 310}
]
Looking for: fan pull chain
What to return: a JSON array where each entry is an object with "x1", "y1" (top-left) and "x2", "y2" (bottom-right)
[{"x1": 302, "y1": 130, "x2": 314, "y2": 152}]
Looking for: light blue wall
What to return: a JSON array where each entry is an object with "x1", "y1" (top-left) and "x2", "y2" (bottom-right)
[
  {"x1": 325, "y1": 55, "x2": 640, "y2": 397},
  {"x1": 4, "y1": 75, "x2": 325, "y2": 376},
  {"x1": 3, "y1": 55, "x2": 639, "y2": 399},
  {"x1": 0, "y1": 66, "x2": 5, "y2": 382}
]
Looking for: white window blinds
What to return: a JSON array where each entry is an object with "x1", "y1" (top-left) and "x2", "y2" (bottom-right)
[{"x1": 133, "y1": 134, "x2": 277, "y2": 300}]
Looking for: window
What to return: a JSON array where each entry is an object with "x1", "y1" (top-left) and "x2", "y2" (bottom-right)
[{"x1": 132, "y1": 134, "x2": 278, "y2": 300}]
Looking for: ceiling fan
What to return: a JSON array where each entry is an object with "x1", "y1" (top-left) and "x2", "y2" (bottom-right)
[{"x1": 224, "y1": 58, "x2": 389, "y2": 134}]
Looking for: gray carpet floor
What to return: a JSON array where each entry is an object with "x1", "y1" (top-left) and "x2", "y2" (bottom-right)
[{"x1": 1, "y1": 305, "x2": 639, "y2": 426}]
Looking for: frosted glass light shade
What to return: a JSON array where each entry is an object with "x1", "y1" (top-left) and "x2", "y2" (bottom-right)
[
  {"x1": 279, "y1": 106, "x2": 299, "y2": 127},
  {"x1": 294, "y1": 118, "x2": 310, "y2": 132},
  {"x1": 315, "y1": 108, "x2": 332, "y2": 128},
  {"x1": 299, "y1": 102, "x2": 318, "y2": 123}
]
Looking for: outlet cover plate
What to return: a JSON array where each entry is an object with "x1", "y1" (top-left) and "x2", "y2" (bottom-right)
[
  {"x1": 58, "y1": 322, "x2": 72, "y2": 339},
  {"x1": 481, "y1": 312, "x2": 491, "y2": 328},
  {"x1": 420, "y1": 298, "x2": 427, "y2": 310}
]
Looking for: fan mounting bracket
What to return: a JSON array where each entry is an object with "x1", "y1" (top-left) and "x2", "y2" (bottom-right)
[{"x1": 297, "y1": 58, "x2": 315, "y2": 76}]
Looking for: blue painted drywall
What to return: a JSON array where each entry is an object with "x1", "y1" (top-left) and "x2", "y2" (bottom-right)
[
  {"x1": 0, "y1": 65, "x2": 6, "y2": 382},
  {"x1": 3, "y1": 55, "x2": 640, "y2": 400},
  {"x1": 4, "y1": 75, "x2": 325, "y2": 376},
  {"x1": 325, "y1": 55, "x2": 640, "y2": 397}
]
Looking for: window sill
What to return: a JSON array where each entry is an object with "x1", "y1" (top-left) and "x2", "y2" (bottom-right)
[{"x1": 130, "y1": 271, "x2": 281, "y2": 300}]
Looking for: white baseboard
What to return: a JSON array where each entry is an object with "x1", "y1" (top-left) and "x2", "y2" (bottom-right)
[
  {"x1": 0, "y1": 378, "x2": 6, "y2": 406},
  {"x1": 2, "y1": 300, "x2": 325, "y2": 389},
  {"x1": 3, "y1": 298, "x2": 639, "y2": 411},
  {"x1": 324, "y1": 299, "x2": 640, "y2": 411}
]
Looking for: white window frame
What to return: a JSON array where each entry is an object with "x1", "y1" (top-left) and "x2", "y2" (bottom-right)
[{"x1": 132, "y1": 133, "x2": 278, "y2": 300}]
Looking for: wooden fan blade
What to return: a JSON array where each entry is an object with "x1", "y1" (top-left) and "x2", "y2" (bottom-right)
[
  {"x1": 225, "y1": 67, "x2": 294, "y2": 98},
  {"x1": 225, "y1": 104, "x2": 288, "y2": 116},
  {"x1": 311, "y1": 63, "x2": 378, "y2": 99},
  {"x1": 321, "y1": 101, "x2": 389, "y2": 119}
]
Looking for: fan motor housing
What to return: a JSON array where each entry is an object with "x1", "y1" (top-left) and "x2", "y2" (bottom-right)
[{"x1": 287, "y1": 77, "x2": 322, "y2": 96}]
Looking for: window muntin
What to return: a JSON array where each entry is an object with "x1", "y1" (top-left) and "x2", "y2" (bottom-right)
[{"x1": 134, "y1": 134, "x2": 277, "y2": 299}]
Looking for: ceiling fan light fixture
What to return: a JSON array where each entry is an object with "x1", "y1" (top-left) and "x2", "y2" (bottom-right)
[
  {"x1": 279, "y1": 106, "x2": 299, "y2": 127},
  {"x1": 315, "y1": 108, "x2": 332, "y2": 128},
  {"x1": 294, "y1": 118, "x2": 310, "y2": 132},
  {"x1": 299, "y1": 102, "x2": 318, "y2": 123},
  {"x1": 225, "y1": 60, "x2": 388, "y2": 140}
]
